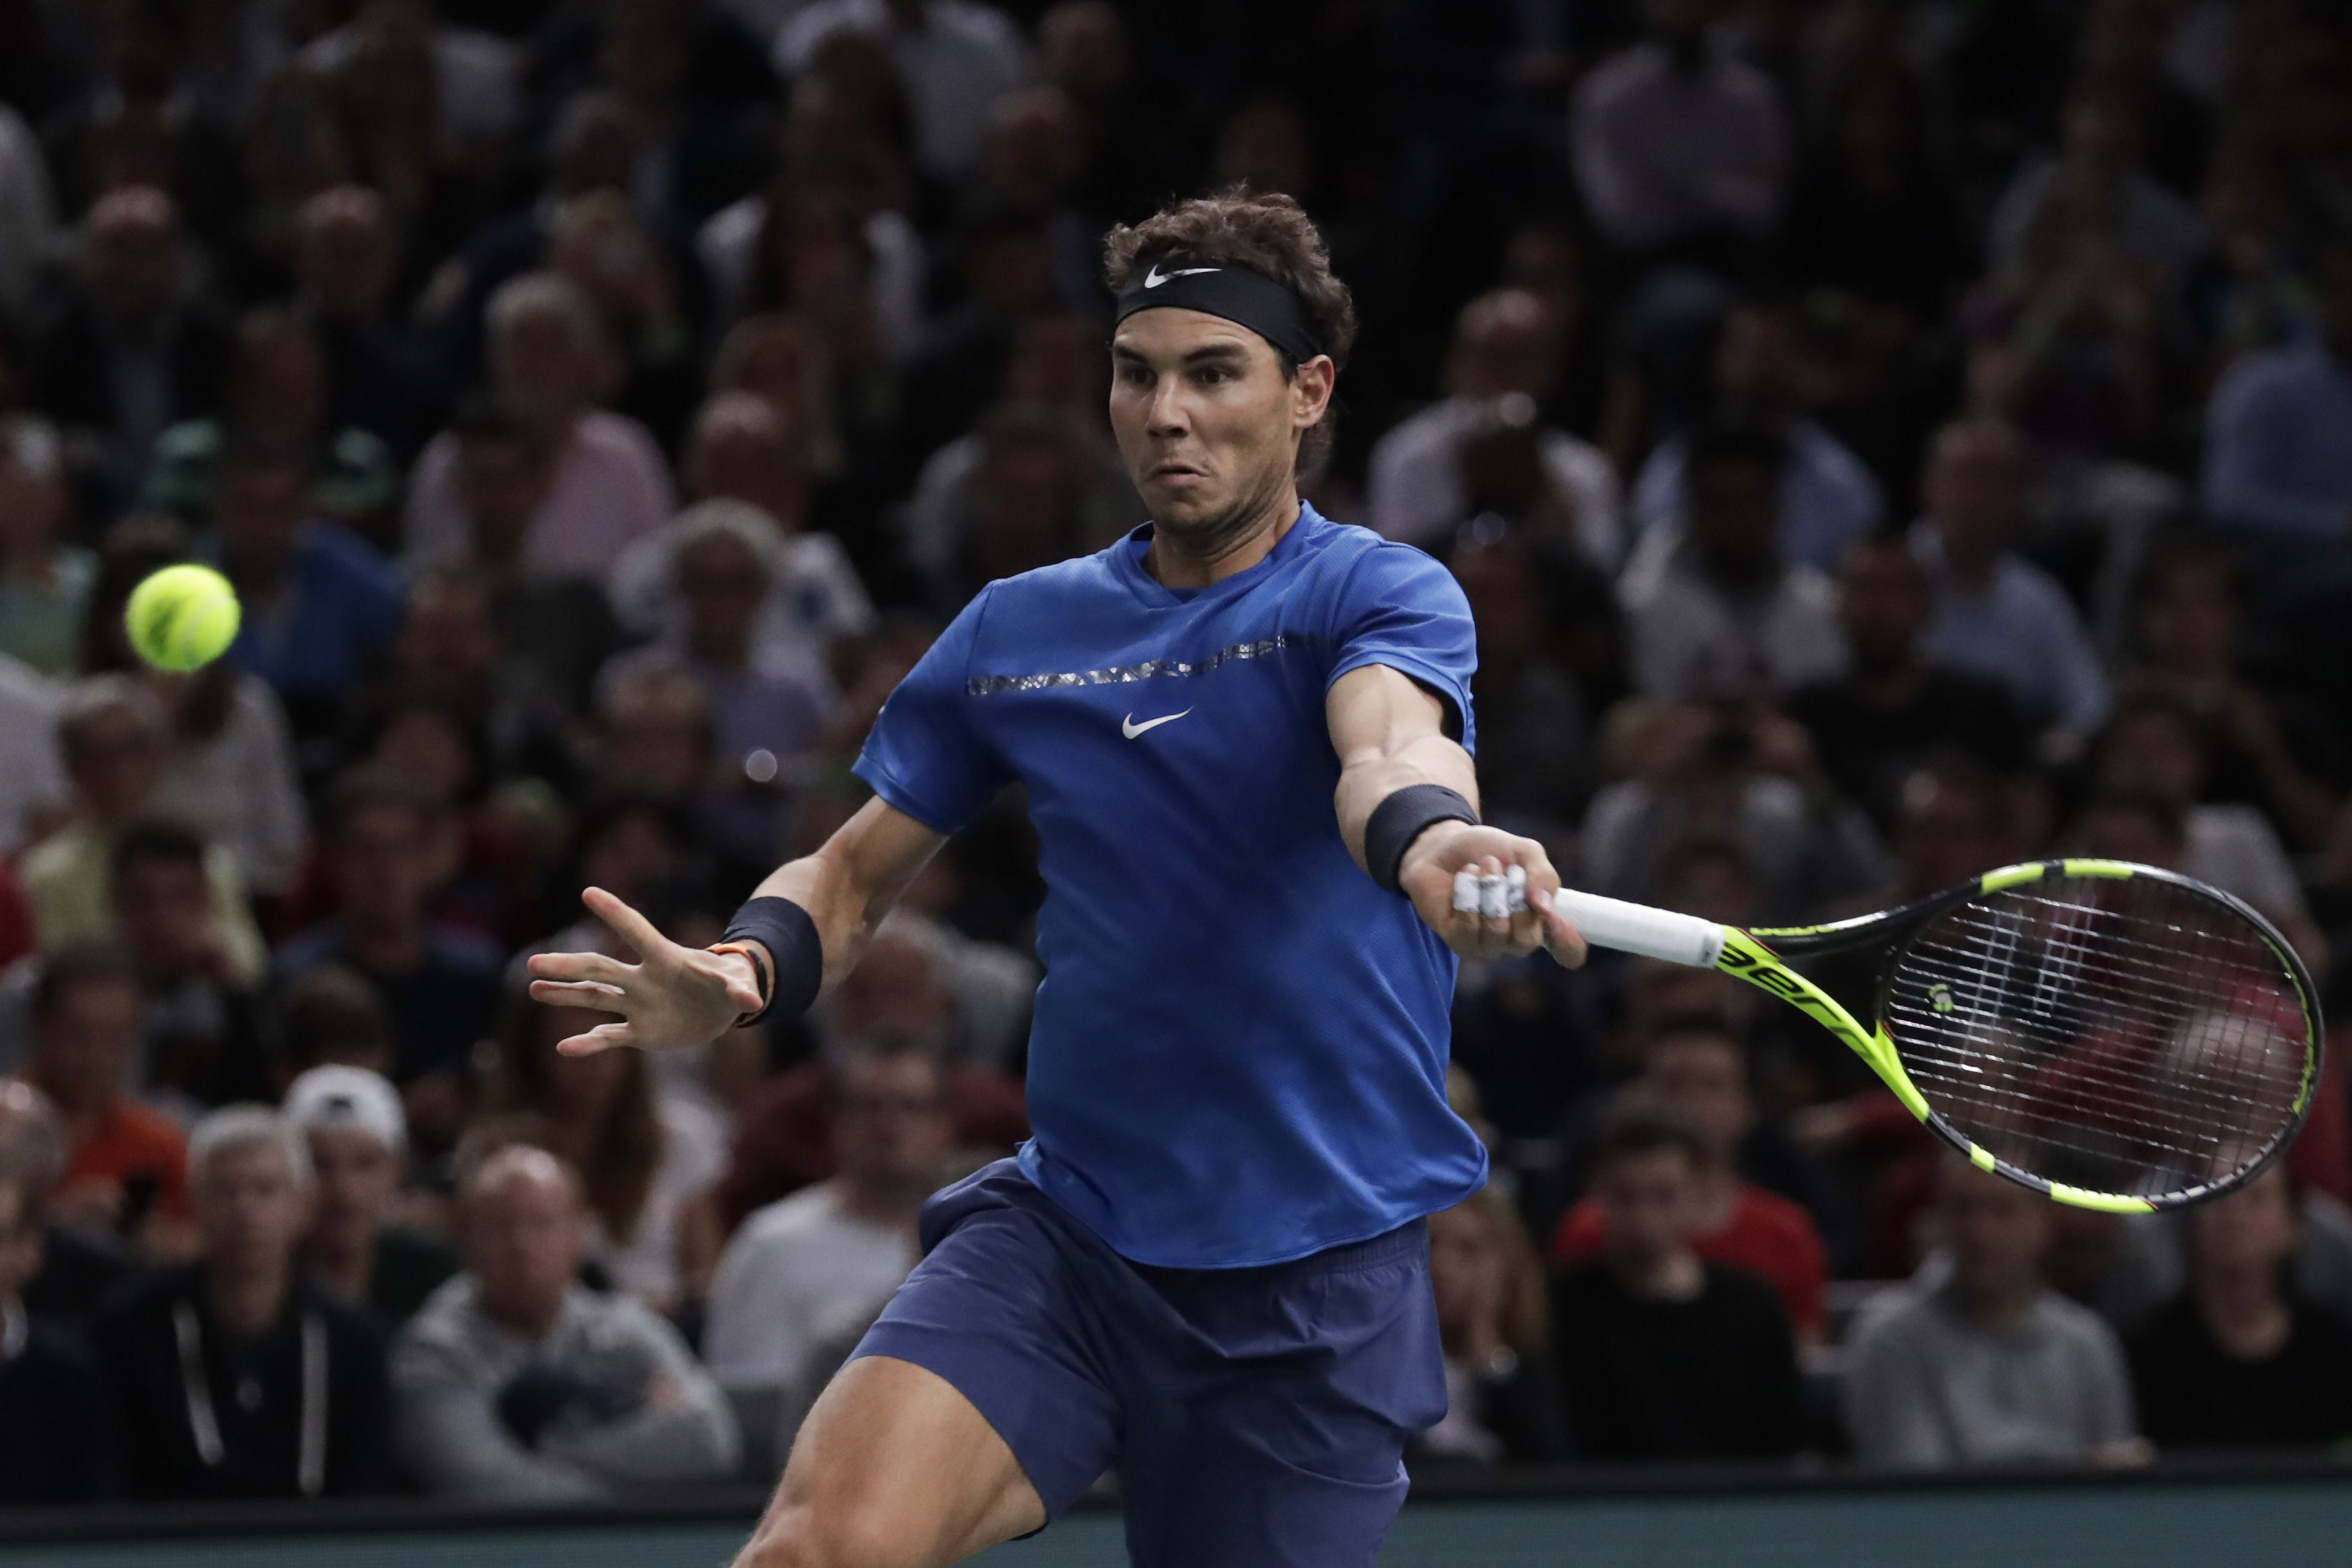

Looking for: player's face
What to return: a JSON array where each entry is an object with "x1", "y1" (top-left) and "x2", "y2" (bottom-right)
[{"x1": 1108, "y1": 308, "x2": 1331, "y2": 546}]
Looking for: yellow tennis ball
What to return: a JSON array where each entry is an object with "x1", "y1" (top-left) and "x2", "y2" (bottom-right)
[{"x1": 125, "y1": 565, "x2": 242, "y2": 673}]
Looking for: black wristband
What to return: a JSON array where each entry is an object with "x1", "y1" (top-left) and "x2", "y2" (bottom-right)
[
  {"x1": 1364, "y1": 784, "x2": 1478, "y2": 896},
  {"x1": 719, "y1": 896, "x2": 824, "y2": 1026}
]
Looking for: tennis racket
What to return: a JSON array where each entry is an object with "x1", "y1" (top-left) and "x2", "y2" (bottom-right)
[{"x1": 1548, "y1": 859, "x2": 2323, "y2": 1212}]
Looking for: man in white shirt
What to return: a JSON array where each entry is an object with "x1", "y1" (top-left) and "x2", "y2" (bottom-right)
[
  {"x1": 703, "y1": 1040, "x2": 958, "y2": 1473},
  {"x1": 1621, "y1": 422, "x2": 1844, "y2": 700},
  {"x1": 1910, "y1": 420, "x2": 2108, "y2": 735},
  {"x1": 1569, "y1": 0, "x2": 1787, "y2": 257},
  {"x1": 1367, "y1": 289, "x2": 1623, "y2": 569},
  {"x1": 773, "y1": 0, "x2": 1028, "y2": 182}
]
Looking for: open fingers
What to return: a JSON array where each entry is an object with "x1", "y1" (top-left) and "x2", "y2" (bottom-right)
[
  {"x1": 528, "y1": 977, "x2": 629, "y2": 1013},
  {"x1": 527, "y1": 948, "x2": 633, "y2": 987},
  {"x1": 583, "y1": 887, "x2": 670, "y2": 963},
  {"x1": 555, "y1": 1019, "x2": 637, "y2": 1057}
]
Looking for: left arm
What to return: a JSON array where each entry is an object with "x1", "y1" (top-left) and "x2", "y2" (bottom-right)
[{"x1": 1328, "y1": 662, "x2": 1583, "y2": 966}]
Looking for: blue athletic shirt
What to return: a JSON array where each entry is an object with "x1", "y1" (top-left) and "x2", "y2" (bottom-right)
[{"x1": 853, "y1": 502, "x2": 1490, "y2": 1268}]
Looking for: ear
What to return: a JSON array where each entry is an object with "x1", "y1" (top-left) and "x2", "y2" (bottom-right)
[{"x1": 1291, "y1": 355, "x2": 1336, "y2": 431}]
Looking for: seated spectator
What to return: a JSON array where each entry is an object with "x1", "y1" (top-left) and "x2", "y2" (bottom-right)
[
  {"x1": 481, "y1": 991, "x2": 726, "y2": 1316},
  {"x1": 2128, "y1": 1168, "x2": 2352, "y2": 1451},
  {"x1": 1442, "y1": 527, "x2": 1613, "y2": 834},
  {"x1": 20, "y1": 678, "x2": 267, "y2": 980},
  {"x1": 392, "y1": 1145, "x2": 740, "y2": 1502},
  {"x1": 2203, "y1": 234, "x2": 2352, "y2": 549},
  {"x1": 0, "y1": 415, "x2": 95, "y2": 677},
  {"x1": 717, "y1": 920, "x2": 1030, "y2": 1228},
  {"x1": 706, "y1": 1038, "x2": 951, "y2": 1470},
  {"x1": 615, "y1": 392, "x2": 875, "y2": 662},
  {"x1": 94, "y1": 1106, "x2": 393, "y2": 1498},
  {"x1": 207, "y1": 436, "x2": 407, "y2": 742},
  {"x1": 2087, "y1": 692, "x2": 2323, "y2": 958},
  {"x1": 75, "y1": 515, "x2": 309, "y2": 899},
  {"x1": 293, "y1": 186, "x2": 445, "y2": 464},
  {"x1": 405, "y1": 273, "x2": 676, "y2": 581},
  {"x1": 1410, "y1": 1185, "x2": 1565, "y2": 1467},
  {"x1": 541, "y1": 189, "x2": 709, "y2": 454},
  {"x1": 264, "y1": 964, "x2": 400, "y2": 1095},
  {"x1": 901, "y1": 307, "x2": 1136, "y2": 605},
  {"x1": 2128, "y1": 534, "x2": 2342, "y2": 852},
  {"x1": 1552, "y1": 1095, "x2": 1805, "y2": 1461},
  {"x1": 1578, "y1": 703, "x2": 1887, "y2": 920},
  {"x1": 0, "y1": 1082, "x2": 136, "y2": 1324},
  {"x1": 19, "y1": 946, "x2": 191, "y2": 1251},
  {"x1": 773, "y1": 0, "x2": 1027, "y2": 185},
  {"x1": 1910, "y1": 419, "x2": 2108, "y2": 734},
  {"x1": 32, "y1": 187, "x2": 232, "y2": 509},
  {"x1": 593, "y1": 663, "x2": 779, "y2": 886},
  {"x1": 0, "y1": 1153, "x2": 119, "y2": 1503},
  {"x1": 1569, "y1": 0, "x2": 1786, "y2": 262},
  {"x1": 598, "y1": 500, "x2": 840, "y2": 784},
  {"x1": 108, "y1": 822, "x2": 268, "y2": 1113},
  {"x1": 1632, "y1": 299, "x2": 1883, "y2": 574},
  {"x1": 1367, "y1": 288, "x2": 1624, "y2": 569},
  {"x1": 1551, "y1": 1022, "x2": 1829, "y2": 1342},
  {"x1": 1988, "y1": 84, "x2": 2206, "y2": 286},
  {"x1": 275, "y1": 770, "x2": 506, "y2": 1152},
  {"x1": 142, "y1": 308, "x2": 402, "y2": 533},
  {"x1": 0, "y1": 649, "x2": 67, "y2": 858},
  {"x1": 285, "y1": 1065, "x2": 459, "y2": 1332},
  {"x1": 1844, "y1": 1155, "x2": 2143, "y2": 1468},
  {"x1": 1621, "y1": 422, "x2": 1845, "y2": 700},
  {"x1": 1787, "y1": 536, "x2": 2028, "y2": 835}
]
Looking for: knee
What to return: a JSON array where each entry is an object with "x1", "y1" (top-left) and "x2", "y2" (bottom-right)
[{"x1": 736, "y1": 1506, "x2": 913, "y2": 1568}]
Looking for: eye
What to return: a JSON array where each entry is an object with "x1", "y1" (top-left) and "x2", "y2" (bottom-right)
[
  {"x1": 1117, "y1": 363, "x2": 1153, "y2": 387},
  {"x1": 1194, "y1": 365, "x2": 1233, "y2": 386}
]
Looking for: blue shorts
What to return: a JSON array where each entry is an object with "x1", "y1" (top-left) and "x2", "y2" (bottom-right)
[{"x1": 848, "y1": 1159, "x2": 1446, "y2": 1568}]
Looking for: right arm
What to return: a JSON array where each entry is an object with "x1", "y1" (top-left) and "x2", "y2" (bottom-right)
[{"x1": 525, "y1": 797, "x2": 946, "y2": 1055}]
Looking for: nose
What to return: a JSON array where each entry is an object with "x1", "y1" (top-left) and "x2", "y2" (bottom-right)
[{"x1": 1145, "y1": 376, "x2": 1190, "y2": 438}]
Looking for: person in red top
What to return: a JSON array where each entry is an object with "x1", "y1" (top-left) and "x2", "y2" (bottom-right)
[
  {"x1": 18, "y1": 943, "x2": 192, "y2": 1254},
  {"x1": 1552, "y1": 1021, "x2": 1828, "y2": 1341}
]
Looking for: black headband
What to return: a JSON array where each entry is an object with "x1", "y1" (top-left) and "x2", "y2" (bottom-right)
[{"x1": 1114, "y1": 256, "x2": 1324, "y2": 364}]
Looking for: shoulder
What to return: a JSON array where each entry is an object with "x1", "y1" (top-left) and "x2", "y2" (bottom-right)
[
  {"x1": 1995, "y1": 555, "x2": 2080, "y2": 616},
  {"x1": 1846, "y1": 1281, "x2": 1939, "y2": 1352},
  {"x1": 736, "y1": 1186, "x2": 840, "y2": 1251},
  {"x1": 575, "y1": 411, "x2": 669, "y2": 472},
  {"x1": 1575, "y1": 43, "x2": 1663, "y2": 107},
  {"x1": 94, "y1": 1262, "x2": 197, "y2": 1333},
  {"x1": 426, "y1": 926, "x2": 509, "y2": 977},
  {"x1": 2213, "y1": 341, "x2": 2319, "y2": 406},
  {"x1": 393, "y1": 1275, "x2": 481, "y2": 1355},
  {"x1": 2035, "y1": 1289, "x2": 2126, "y2": 1355},
  {"x1": 1321, "y1": 527, "x2": 1464, "y2": 607},
  {"x1": 298, "y1": 525, "x2": 402, "y2": 593},
  {"x1": 1737, "y1": 1186, "x2": 1824, "y2": 1249}
]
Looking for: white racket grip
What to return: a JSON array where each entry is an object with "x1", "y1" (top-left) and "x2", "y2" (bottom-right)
[{"x1": 1547, "y1": 889, "x2": 1726, "y2": 969}]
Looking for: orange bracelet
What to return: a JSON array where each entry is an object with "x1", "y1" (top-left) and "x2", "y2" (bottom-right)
[{"x1": 709, "y1": 941, "x2": 773, "y2": 1026}]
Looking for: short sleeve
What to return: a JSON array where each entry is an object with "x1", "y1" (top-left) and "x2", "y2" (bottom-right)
[
  {"x1": 1325, "y1": 542, "x2": 1479, "y2": 753},
  {"x1": 851, "y1": 588, "x2": 1013, "y2": 834}
]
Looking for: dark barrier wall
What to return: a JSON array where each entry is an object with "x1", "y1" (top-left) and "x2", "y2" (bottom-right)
[{"x1": 5, "y1": 1465, "x2": 2352, "y2": 1568}]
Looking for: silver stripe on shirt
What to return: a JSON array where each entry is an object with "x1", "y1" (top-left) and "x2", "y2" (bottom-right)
[{"x1": 965, "y1": 635, "x2": 1306, "y2": 696}]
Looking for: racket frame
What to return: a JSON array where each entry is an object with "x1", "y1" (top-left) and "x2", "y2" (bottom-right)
[{"x1": 1715, "y1": 858, "x2": 2323, "y2": 1213}]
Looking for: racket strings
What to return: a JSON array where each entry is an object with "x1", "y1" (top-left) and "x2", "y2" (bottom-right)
[{"x1": 1882, "y1": 876, "x2": 2310, "y2": 1199}]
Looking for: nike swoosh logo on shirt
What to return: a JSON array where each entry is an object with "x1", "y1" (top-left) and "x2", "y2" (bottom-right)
[
  {"x1": 1121, "y1": 709, "x2": 1193, "y2": 739},
  {"x1": 1143, "y1": 264, "x2": 1219, "y2": 288}
]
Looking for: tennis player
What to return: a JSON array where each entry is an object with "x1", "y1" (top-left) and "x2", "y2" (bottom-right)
[{"x1": 528, "y1": 190, "x2": 1586, "y2": 1567}]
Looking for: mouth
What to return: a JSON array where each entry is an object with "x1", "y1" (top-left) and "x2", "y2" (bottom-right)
[{"x1": 1150, "y1": 461, "x2": 1208, "y2": 487}]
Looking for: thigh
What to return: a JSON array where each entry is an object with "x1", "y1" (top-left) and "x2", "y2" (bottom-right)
[{"x1": 746, "y1": 1353, "x2": 1045, "y2": 1568}]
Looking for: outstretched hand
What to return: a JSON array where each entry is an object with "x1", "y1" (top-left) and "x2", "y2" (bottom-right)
[
  {"x1": 525, "y1": 887, "x2": 767, "y2": 1055},
  {"x1": 1397, "y1": 822, "x2": 1586, "y2": 969}
]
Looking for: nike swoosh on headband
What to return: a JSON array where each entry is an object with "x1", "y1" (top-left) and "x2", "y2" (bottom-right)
[{"x1": 1143, "y1": 263, "x2": 1221, "y2": 289}]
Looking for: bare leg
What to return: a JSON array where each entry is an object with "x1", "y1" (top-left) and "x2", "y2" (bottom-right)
[{"x1": 733, "y1": 1355, "x2": 1049, "y2": 1568}]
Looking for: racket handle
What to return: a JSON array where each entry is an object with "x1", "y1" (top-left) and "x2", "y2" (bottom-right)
[{"x1": 1547, "y1": 890, "x2": 1726, "y2": 969}]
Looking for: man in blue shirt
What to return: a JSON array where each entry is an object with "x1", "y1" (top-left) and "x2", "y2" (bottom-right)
[{"x1": 531, "y1": 191, "x2": 1585, "y2": 1567}]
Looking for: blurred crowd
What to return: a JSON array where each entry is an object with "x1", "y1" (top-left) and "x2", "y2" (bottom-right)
[{"x1": 5, "y1": 0, "x2": 2352, "y2": 1509}]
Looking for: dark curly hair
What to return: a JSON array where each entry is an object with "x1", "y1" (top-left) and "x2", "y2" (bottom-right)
[{"x1": 1102, "y1": 189, "x2": 1357, "y2": 468}]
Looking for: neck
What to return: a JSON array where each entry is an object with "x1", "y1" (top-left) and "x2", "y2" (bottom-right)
[
  {"x1": 1937, "y1": 533, "x2": 2000, "y2": 588},
  {"x1": 1852, "y1": 653, "x2": 1928, "y2": 702},
  {"x1": 1146, "y1": 485, "x2": 1299, "y2": 591},
  {"x1": 1613, "y1": 1246, "x2": 1704, "y2": 1301},
  {"x1": 207, "y1": 1255, "x2": 291, "y2": 1338},
  {"x1": 344, "y1": 918, "x2": 426, "y2": 972},
  {"x1": 486, "y1": 1289, "x2": 566, "y2": 1342},
  {"x1": 2193, "y1": 1265, "x2": 2285, "y2": 1333},
  {"x1": 830, "y1": 1172, "x2": 928, "y2": 1229},
  {"x1": 687, "y1": 629, "x2": 752, "y2": 672},
  {"x1": 304, "y1": 1231, "x2": 374, "y2": 1305},
  {"x1": 1958, "y1": 1276, "x2": 2038, "y2": 1334},
  {"x1": 1690, "y1": 1163, "x2": 1742, "y2": 1230}
]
